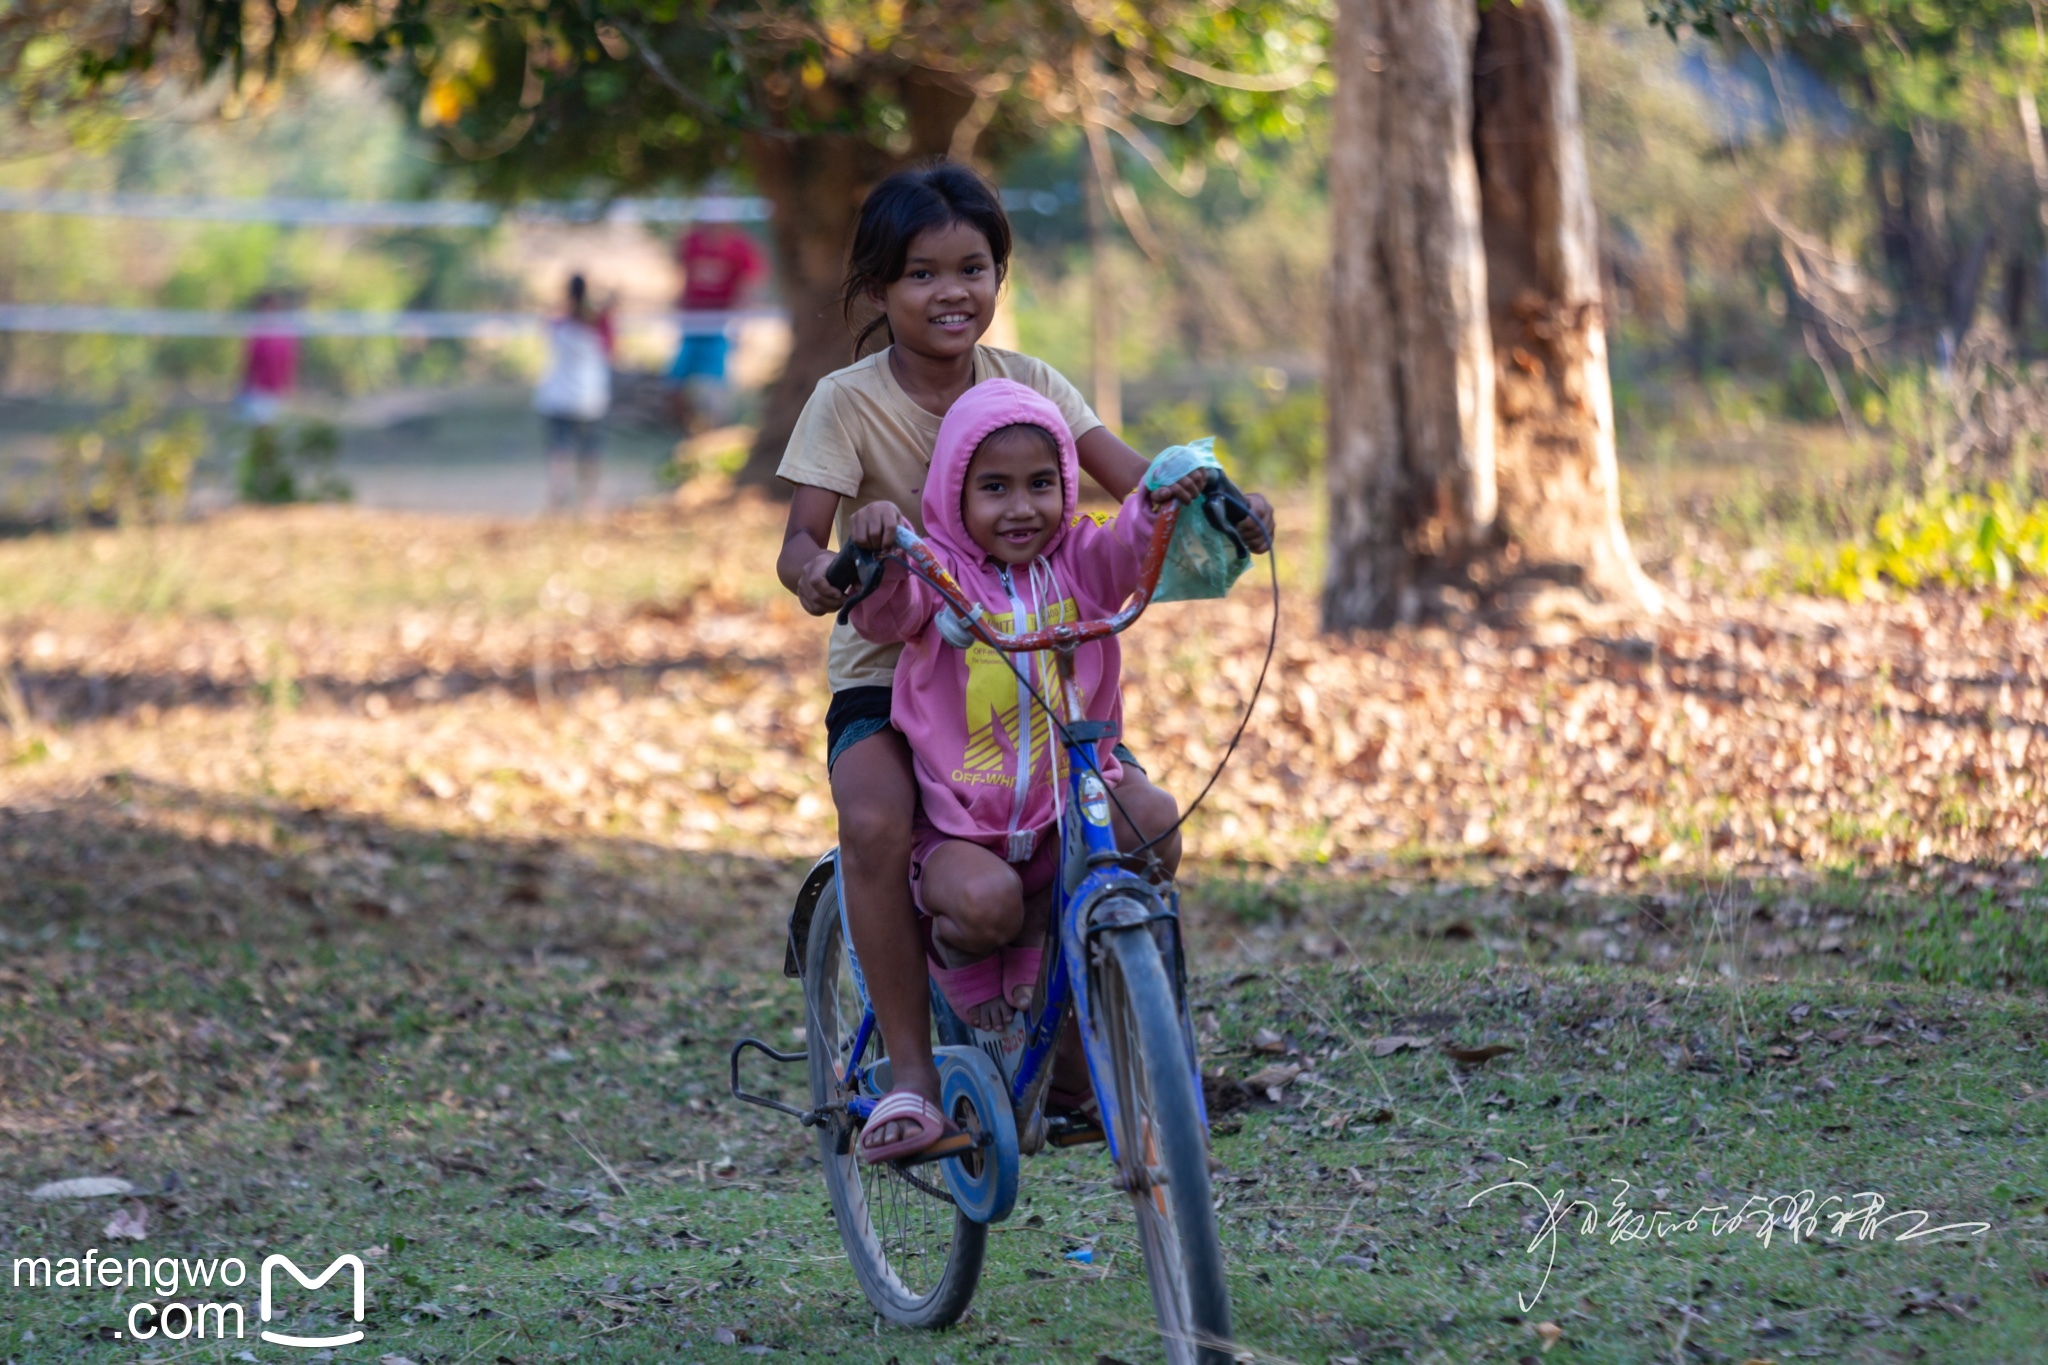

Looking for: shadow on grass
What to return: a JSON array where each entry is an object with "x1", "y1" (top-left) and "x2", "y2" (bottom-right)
[
  {"x1": 3, "y1": 777, "x2": 2046, "y2": 1364},
  {"x1": 10, "y1": 769, "x2": 2043, "y2": 1007},
  {"x1": 1, "y1": 771, "x2": 807, "y2": 971},
  {"x1": 5, "y1": 634, "x2": 786, "y2": 730}
]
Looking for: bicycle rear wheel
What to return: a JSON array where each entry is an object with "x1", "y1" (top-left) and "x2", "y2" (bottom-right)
[
  {"x1": 1093, "y1": 921, "x2": 1233, "y2": 1364},
  {"x1": 804, "y1": 867, "x2": 985, "y2": 1327}
]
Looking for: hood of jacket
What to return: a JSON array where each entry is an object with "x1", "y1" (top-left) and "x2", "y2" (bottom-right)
[{"x1": 921, "y1": 378, "x2": 1079, "y2": 572}]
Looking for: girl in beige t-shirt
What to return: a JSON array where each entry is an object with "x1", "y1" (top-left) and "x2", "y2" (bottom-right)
[{"x1": 774, "y1": 161, "x2": 1271, "y2": 1163}]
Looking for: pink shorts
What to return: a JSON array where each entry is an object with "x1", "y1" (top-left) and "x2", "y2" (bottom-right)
[{"x1": 909, "y1": 818, "x2": 1060, "y2": 917}]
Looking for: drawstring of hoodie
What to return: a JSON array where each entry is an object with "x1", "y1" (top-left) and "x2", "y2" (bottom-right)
[{"x1": 1025, "y1": 554, "x2": 1067, "y2": 842}]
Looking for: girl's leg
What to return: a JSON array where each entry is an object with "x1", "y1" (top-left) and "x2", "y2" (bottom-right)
[
  {"x1": 544, "y1": 418, "x2": 574, "y2": 512},
  {"x1": 574, "y1": 421, "x2": 601, "y2": 513},
  {"x1": 1110, "y1": 767, "x2": 1183, "y2": 877},
  {"x1": 917, "y1": 839, "x2": 1027, "y2": 1031},
  {"x1": 828, "y1": 729, "x2": 936, "y2": 1149}
]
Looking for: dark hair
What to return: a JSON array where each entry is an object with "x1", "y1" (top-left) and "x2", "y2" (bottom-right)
[{"x1": 842, "y1": 161, "x2": 1011, "y2": 359}]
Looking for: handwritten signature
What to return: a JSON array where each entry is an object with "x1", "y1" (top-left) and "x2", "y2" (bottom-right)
[{"x1": 1467, "y1": 1162, "x2": 1993, "y2": 1311}]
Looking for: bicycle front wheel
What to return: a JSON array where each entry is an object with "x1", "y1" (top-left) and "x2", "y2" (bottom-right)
[
  {"x1": 804, "y1": 867, "x2": 986, "y2": 1327},
  {"x1": 1094, "y1": 922, "x2": 1233, "y2": 1364}
]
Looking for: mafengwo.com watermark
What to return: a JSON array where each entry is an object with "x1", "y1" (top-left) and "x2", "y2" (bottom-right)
[{"x1": 11, "y1": 1247, "x2": 367, "y2": 1349}]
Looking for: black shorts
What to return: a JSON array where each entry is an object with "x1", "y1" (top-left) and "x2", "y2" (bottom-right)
[
  {"x1": 825, "y1": 685, "x2": 895, "y2": 774},
  {"x1": 823, "y1": 684, "x2": 1145, "y2": 778}
]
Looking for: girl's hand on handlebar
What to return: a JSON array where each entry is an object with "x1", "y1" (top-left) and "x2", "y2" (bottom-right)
[
  {"x1": 796, "y1": 552, "x2": 851, "y2": 617},
  {"x1": 1147, "y1": 472, "x2": 1209, "y2": 508},
  {"x1": 848, "y1": 500, "x2": 907, "y2": 551},
  {"x1": 1237, "y1": 491, "x2": 1275, "y2": 554}
]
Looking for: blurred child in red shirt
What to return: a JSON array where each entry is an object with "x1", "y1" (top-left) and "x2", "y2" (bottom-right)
[{"x1": 669, "y1": 222, "x2": 765, "y2": 430}]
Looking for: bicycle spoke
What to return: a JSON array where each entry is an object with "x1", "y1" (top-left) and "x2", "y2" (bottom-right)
[
  {"x1": 806, "y1": 884, "x2": 981, "y2": 1322},
  {"x1": 1096, "y1": 928, "x2": 1214, "y2": 1364}
]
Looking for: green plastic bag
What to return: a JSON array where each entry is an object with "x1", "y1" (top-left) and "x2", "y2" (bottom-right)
[{"x1": 1142, "y1": 438, "x2": 1251, "y2": 603}]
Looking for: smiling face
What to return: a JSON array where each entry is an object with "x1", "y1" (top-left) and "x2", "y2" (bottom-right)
[
  {"x1": 875, "y1": 219, "x2": 1000, "y2": 362},
  {"x1": 960, "y1": 425, "x2": 1064, "y2": 566}
]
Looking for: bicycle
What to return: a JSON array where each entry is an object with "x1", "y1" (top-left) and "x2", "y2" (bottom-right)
[{"x1": 732, "y1": 472, "x2": 1261, "y2": 1364}]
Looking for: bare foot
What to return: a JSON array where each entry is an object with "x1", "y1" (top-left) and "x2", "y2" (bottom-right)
[{"x1": 961, "y1": 994, "x2": 1014, "y2": 1032}]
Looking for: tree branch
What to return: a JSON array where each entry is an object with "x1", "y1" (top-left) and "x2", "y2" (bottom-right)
[{"x1": 1157, "y1": 50, "x2": 1320, "y2": 92}]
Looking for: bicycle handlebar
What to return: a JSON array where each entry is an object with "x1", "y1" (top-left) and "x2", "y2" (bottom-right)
[
  {"x1": 824, "y1": 542, "x2": 869, "y2": 594},
  {"x1": 825, "y1": 469, "x2": 1259, "y2": 652}
]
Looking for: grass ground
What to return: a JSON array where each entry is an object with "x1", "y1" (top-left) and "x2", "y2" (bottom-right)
[{"x1": 3, "y1": 480, "x2": 2045, "y2": 1364}]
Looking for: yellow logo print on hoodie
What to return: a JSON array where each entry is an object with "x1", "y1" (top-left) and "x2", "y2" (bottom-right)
[{"x1": 958, "y1": 598, "x2": 1078, "y2": 776}]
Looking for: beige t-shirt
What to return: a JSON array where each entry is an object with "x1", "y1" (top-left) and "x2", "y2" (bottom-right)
[{"x1": 777, "y1": 346, "x2": 1102, "y2": 693}]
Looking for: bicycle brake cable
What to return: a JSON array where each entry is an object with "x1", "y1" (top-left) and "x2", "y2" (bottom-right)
[
  {"x1": 1126, "y1": 504, "x2": 1278, "y2": 858},
  {"x1": 896, "y1": 500, "x2": 1280, "y2": 865}
]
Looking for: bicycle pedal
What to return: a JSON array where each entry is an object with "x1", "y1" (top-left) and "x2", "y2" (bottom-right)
[
  {"x1": 894, "y1": 1129, "x2": 983, "y2": 1167},
  {"x1": 1044, "y1": 1118, "x2": 1106, "y2": 1149}
]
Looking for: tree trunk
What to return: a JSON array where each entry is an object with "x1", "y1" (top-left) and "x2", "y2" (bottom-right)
[
  {"x1": 1081, "y1": 143, "x2": 1123, "y2": 432},
  {"x1": 735, "y1": 73, "x2": 973, "y2": 490},
  {"x1": 1322, "y1": 0, "x2": 1496, "y2": 629},
  {"x1": 736, "y1": 132, "x2": 893, "y2": 489},
  {"x1": 1473, "y1": 0, "x2": 1660, "y2": 614}
]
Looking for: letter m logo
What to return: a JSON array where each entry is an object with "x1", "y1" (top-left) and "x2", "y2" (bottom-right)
[{"x1": 259, "y1": 1254, "x2": 365, "y2": 1348}]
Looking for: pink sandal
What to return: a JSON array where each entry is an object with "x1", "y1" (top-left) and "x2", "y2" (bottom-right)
[
  {"x1": 926, "y1": 952, "x2": 1006, "y2": 1021},
  {"x1": 858, "y1": 1091, "x2": 958, "y2": 1165},
  {"x1": 1002, "y1": 946, "x2": 1044, "y2": 1012}
]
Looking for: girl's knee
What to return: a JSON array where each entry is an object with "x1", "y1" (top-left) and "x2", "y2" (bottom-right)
[
  {"x1": 933, "y1": 861, "x2": 1025, "y2": 946},
  {"x1": 1116, "y1": 781, "x2": 1178, "y2": 842},
  {"x1": 836, "y1": 798, "x2": 913, "y2": 859},
  {"x1": 965, "y1": 862, "x2": 1026, "y2": 924}
]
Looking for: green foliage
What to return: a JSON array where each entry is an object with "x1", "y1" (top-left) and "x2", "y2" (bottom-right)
[
  {"x1": 1789, "y1": 482, "x2": 2048, "y2": 600},
  {"x1": 53, "y1": 398, "x2": 204, "y2": 526},
  {"x1": 238, "y1": 421, "x2": 352, "y2": 506},
  {"x1": 1879, "y1": 883, "x2": 2048, "y2": 988},
  {"x1": 1128, "y1": 374, "x2": 1324, "y2": 488},
  {"x1": 0, "y1": 75, "x2": 523, "y2": 399},
  {"x1": 1644, "y1": 0, "x2": 2038, "y2": 44},
  {"x1": 1627, "y1": 3, "x2": 2048, "y2": 381},
  {"x1": 15, "y1": 1, "x2": 1332, "y2": 207}
]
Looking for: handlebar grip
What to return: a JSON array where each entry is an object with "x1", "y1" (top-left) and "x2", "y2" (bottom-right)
[
  {"x1": 825, "y1": 543, "x2": 867, "y2": 593},
  {"x1": 1201, "y1": 469, "x2": 1261, "y2": 552}
]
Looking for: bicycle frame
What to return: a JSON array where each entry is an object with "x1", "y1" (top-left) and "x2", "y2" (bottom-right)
[{"x1": 827, "y1": 502, "x2": 1208, "y2": 1164}]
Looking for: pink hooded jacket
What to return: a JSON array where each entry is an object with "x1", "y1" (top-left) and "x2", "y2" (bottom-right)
[{"x1": 851, "y1": 378, "x2": 1162, "y2": 861}]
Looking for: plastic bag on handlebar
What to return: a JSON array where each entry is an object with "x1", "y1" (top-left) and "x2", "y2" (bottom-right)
[{"x1": 1142, "y1": 438, "x2": 1251, "y2": 603}]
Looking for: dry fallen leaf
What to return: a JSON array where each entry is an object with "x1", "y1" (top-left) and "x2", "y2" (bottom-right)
[
  {"x1": 30, "y1": 1177, "x2": 134, "y2": 1200},
  {"x1": 104, "y1": 1201, "x2": 147, "y2": 1240},
  {"x1": 7, "y1": 499, "x2": 2047, "y2": 912},
  {"x1": 1368, "y1": 1034, "x2": 1434, "y2": 1057},
  {"x1": 1243, "y1": 1062, "x2": 1304, "y2": 1098},
  {"x1": 1252, "y1": 1027, "x2": 1287, "y2": 1054},
  {"x1": 1442, "y1": 1043, "x2": 1518, "y2": 1066},
  {"x1": 1533, "y1": 1320, "x2": 1564, "y2": 1353}
]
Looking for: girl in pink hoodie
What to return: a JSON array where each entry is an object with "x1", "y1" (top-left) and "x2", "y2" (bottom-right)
[{"x1": 847, "y1": 379, "x2": 1204, "y2": 1030}]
